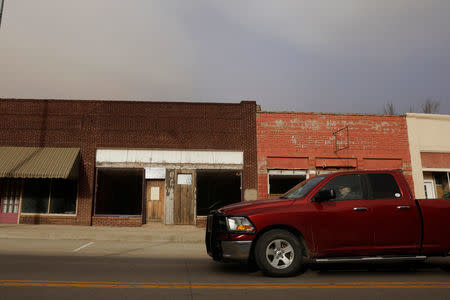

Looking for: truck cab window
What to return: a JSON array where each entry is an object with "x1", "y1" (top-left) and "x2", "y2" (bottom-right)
[
  {"x1": 318, "y1": 174, "x2": 363, "y2": 201},
  {"x1": 282, "y1": 175, "x2": 326, "y2": 199},
  {"x1": 366, "y1": 174, "x2": 401, "y2": 199}
]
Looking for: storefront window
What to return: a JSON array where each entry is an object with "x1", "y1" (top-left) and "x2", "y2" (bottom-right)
[
  {"x1": 269, "y1": 175, "x2": 306, "y2": 195},
  {"x1": 22, "y1": 179, "x2": 77, "y2": 214},
  {"x1": 50, "y1": 180, "x2": 77, "y2": 214},
  {"x1": 433, "y1": 172, "x2": 450, "y2": 199},
  {"x1": 21, "y1": 180, "x2": 50, "y2": 213},
  {"x1": 95, "y1": 168, "x2": 143, "y2": 215},
  {"x1": 196, "y1": 170, "x2": 241, "y2": 215}
]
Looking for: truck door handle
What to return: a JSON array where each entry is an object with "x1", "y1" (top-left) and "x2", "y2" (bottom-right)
[
  {"x1": 397, "y1": 206, "x2": 410, "y2": 210},
  {"x1": 353, "y1": 207, "x2": 368, "y2": 211}
]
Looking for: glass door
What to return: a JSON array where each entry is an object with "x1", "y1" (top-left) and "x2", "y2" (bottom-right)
[{"x1": 0, "y1": 179, "x2": 22, "y2": 224}]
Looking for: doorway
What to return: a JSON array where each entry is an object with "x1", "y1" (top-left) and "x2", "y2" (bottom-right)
[
  {"x1": 146, "y1": 180, "x2": 165, "y2": 222},
  {"x1": 0, "y1": 179, "x2": 21, "y2": 224},
  {"x1": 174, "y1": 170, "x2": 196, "y2": 225}
]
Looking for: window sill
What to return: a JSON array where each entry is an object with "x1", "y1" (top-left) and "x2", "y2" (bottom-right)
[
  {"x1": 93, "y1": 215, "x2": 142, "y2": 217},
  {"x1": 20, "y1": 213, "x2": 77, "y2": 217}
]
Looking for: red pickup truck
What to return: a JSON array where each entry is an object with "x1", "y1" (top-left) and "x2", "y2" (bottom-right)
[{"x1": 206, "y1": 170, "x2": 450, "y2": 277}]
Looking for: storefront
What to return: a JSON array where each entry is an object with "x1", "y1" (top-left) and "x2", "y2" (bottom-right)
[
  {"x1": 0, "y1": 99, "x2": 257, "y2": 226},
  {"x1": 93, "y1": 149, "x2": 244, "y2": 226},
  {"x1": 0, "y1": 147, "x2": 80, "y2": 224},
  {"x1": 407, "y1": 113, "x2": 450, "y2": 199}
]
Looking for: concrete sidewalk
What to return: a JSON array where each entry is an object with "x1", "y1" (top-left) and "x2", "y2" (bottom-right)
[{"x1": 0, "y1": 223, "x2": 205, "y2": 244}]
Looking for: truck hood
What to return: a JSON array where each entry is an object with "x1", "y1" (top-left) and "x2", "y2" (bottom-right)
[{"x1": 218, "y1": 198, "x2": 295, "y2": 216}]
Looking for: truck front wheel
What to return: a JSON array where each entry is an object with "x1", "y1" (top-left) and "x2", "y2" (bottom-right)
[{"x1": 254, "y1": 229, "x2": 304, "y2": 277}]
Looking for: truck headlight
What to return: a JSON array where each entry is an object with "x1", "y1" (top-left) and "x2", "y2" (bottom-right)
[{"x1": 226, "y1": 216, "x2": 255, "y2": 232}]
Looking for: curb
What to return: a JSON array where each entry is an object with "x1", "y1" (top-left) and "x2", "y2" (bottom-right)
[{"x1": 0, "y1": 225, "x2": 205, "y2": 244}]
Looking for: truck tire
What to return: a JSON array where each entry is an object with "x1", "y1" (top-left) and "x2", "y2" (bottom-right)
[{"x1": 254, "y1": 229, "x2": 304, "y2": 277}]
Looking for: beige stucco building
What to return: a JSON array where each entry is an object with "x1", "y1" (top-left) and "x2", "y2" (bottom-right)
[{"x1": 406, "y1": 113, "x2": 450, "y2": 199}]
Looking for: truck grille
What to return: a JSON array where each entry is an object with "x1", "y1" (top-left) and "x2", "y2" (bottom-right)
[{"x1": 205, "y1": 211, "x2": 227, "y2": 260}]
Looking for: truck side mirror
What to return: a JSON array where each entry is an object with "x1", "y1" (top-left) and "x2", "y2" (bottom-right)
[{"x1": 315, "y1": 189, "x2": 336, "y2": 202}]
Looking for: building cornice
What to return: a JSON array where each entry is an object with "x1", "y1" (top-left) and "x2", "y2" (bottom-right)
[{"x1": 406, "y1": 112, "x2": 450, "y2": 121}]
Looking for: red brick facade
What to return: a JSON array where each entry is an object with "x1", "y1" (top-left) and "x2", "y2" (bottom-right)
[
  {"x1": 421, "y1": 152, "x2": 450, "y2": 169},
  {"x1": 0, "y1": 99, "x2": 257, "y2": 226},
  {"x1": 91, "y1": 216, "x2": 143, "y2": 227},
  {"x1": 257, "y1": 112, "x2": 414, "y2": 199}
]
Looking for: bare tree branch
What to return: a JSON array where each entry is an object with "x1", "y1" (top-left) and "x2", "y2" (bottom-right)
[
  {"x1": 383, "y1": 101, "x2": 396, "y2": 115},
  {"x1": 421, "y1": 98, "x2": 440, "y2": 114}
]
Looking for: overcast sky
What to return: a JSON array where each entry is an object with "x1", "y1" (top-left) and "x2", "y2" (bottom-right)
[{"x1": 1, "y1": 0, "x2": 449, "y2": 114}]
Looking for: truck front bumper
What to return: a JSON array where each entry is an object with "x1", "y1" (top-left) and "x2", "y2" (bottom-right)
[
  {"x1": 221, "y1": 241, "x2": 252, "y2": 261},
  {"x1": 206, "y1": 213, "x2": 253, "y2": 262}
]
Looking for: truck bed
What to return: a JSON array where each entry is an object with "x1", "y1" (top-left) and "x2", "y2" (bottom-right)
[{"x1": 417, "y1": 198, "x2": 450, "y2": 255}]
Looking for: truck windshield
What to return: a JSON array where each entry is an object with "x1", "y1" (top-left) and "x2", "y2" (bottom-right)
[{"x1": 281, "y1": 175, "x2": 327, "y2": 199}]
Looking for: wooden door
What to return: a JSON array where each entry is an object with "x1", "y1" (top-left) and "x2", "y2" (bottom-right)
[
  {"x1": 174, "y1": 170, "x2": 196, "y2": 225},
  {"x1": 146, "y1": 180, "x2": 165, "y2": 222}
]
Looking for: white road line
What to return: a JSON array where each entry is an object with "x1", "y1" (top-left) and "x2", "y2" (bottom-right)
[{"x1": 73, "y1": 242, "x2": 94, "y2": 252}]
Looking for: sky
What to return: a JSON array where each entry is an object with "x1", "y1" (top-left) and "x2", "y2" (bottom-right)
[{"x1": 0, "y1": 0, "x2": 449, "y2": 114}]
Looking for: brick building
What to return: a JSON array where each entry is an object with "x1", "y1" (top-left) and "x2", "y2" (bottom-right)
[
  {"x1": 257, "y1": 111, "x2": 413, "y2": 199},
  {"x1": 0, "y1": 99, "x2": 257, "y2": 226}
]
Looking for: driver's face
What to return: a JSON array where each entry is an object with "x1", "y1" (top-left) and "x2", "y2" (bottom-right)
[{"x1": 339, "y1": 187, "x2": 351, "y2": 196}]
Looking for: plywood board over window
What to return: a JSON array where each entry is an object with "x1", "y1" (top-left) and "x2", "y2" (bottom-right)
[
  {"x1": 363, "y1": 158, "x2": 402, "y2": 170},
  {"x1": 267, "y1": 157, "x2": 308, "y2": 169},
  {"x1": 315, "y1": 158, "x2": 357, "y2": 168}
]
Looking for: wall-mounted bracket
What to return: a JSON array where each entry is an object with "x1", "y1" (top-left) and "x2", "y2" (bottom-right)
[{"x1": 333, "y1": 126, "x2": 349, "y2": 153}]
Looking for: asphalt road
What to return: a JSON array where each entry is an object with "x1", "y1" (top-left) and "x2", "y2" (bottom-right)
[{"x1": 0, "y1": 238, "x2": 449, "y2": 299}]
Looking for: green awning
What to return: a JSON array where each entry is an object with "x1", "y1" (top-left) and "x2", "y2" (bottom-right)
[{"x1": 0, "y1": 147, "x2": 80, "y2": 179}]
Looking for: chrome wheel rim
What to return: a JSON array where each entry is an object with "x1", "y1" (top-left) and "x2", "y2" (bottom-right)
[{"x1": 265, "y1": 239, "x2": 295, "y2": 269}]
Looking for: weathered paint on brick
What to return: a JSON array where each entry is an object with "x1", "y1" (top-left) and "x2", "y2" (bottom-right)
[{"x1": 257, "y1": 112, "x2": 414, "y2": 199}]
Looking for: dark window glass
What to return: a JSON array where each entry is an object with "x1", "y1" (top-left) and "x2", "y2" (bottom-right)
[
  {"x1": 367, "y1": 174, "x2": 400, "y2": 199},
  {"x1": 269, "y1": 175, "x2": 306, "y2": 195},
  {"x1": 318, "y1": 174, "x2": 363, "y2": 201},
  {"x1": 196, "y1": 171, "x2": 241, "y2": 215},
  {"x1": 22, "y1": 179, "x2": 50, "y2": 213},
  {"x1": 95, "y1": 169, "x2": 143, "y2": 215},
  {"x1": 433, "y1": 172, "x2": 446, "y2": 185},
  {"x1": 50, "y1": 180, "x2": 77, "y2": 214}
]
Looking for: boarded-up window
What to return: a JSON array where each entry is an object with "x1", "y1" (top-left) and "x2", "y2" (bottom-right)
[
  {"x1": 315, "y1": 158, "x2": 357, "y2": 168},
  {"x1": 267, "y1": 157, "x2": 308, "y2": 169},
  {"x1": 363, "y1": 158, "x2": 402, "y2": 170}
]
